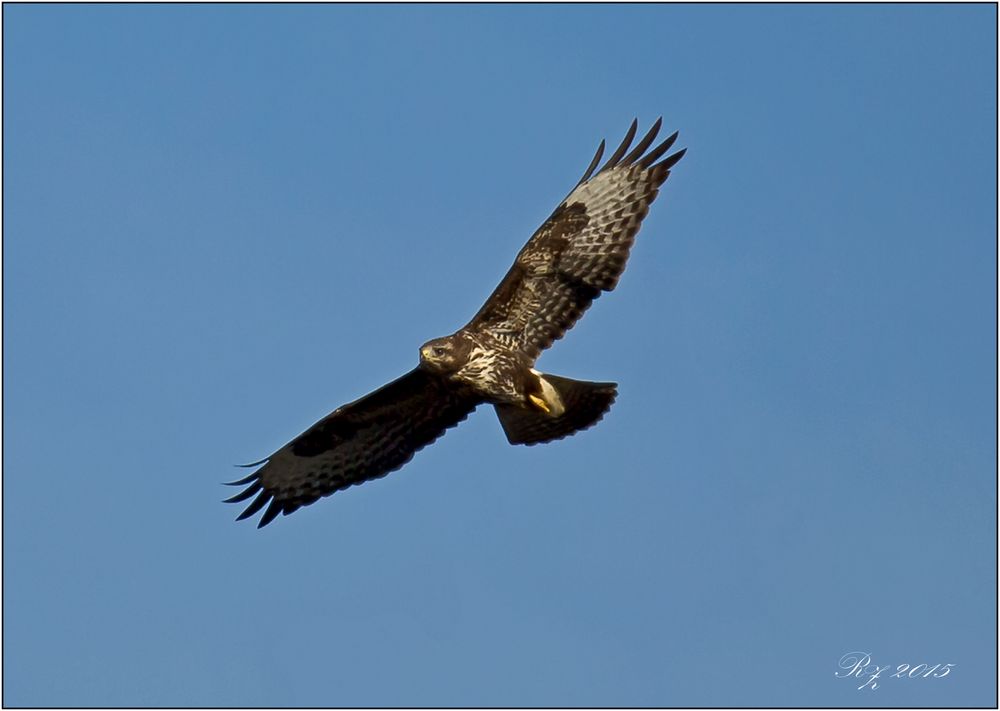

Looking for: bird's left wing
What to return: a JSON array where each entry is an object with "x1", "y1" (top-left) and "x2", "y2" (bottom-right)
[
  {"x1": 226, "y1": 368, "x2": 481, "y2": 527},
  {"x1": 466, "y1": 118, "x2": 685, "y2": 360}
]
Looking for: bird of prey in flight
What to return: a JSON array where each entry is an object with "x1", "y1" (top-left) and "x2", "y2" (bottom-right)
[{"x1": 227, "y1": 118, "x2": 685, "y2": 527}]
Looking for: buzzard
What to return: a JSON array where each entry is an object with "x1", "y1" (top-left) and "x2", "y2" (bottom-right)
[{"x1": 227, "y1": 118, "x2": 685, "y2": 527}]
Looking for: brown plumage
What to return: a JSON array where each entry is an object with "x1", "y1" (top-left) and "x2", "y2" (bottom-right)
[
  {"x1": 227, "y1": 119, "x2": 685, "y2": 527},
  {"x1": 468, "y1": 117, "x2": 683, "y2": 359}
]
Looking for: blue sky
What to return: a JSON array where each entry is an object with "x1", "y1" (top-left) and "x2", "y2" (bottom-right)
[{"x1": 3, "y1": 3, "x2": 995, "y2": 707}]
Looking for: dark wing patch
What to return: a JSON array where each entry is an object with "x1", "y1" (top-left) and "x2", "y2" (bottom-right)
[
  {"x1": 466, "y1": 118, "x2": 685, "y2": 359},
  {"x1": 225, "y1": 368, "x2": 480, "y2": 527}
]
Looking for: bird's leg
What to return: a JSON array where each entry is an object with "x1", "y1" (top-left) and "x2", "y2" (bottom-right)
[{"x1": 528, "y1": 393, "x2": 551, "y2": 414}]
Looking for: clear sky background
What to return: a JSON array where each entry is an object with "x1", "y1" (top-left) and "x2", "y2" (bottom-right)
[{"x1": 3, "y1": 4, "x2": 996, "y2": 707}]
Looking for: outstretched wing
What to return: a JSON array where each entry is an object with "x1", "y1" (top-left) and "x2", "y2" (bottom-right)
[
  {"x1": 225, "y1": 368, "x2": 480, "y2": 527},
  {"x1": 466, "y1": 118, "x2": 685, "y2": 360}
]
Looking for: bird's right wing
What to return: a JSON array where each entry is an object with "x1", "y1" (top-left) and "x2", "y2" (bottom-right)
[
  {"x1": 226, "y1": 368, "x2": 481, "y2": 527},
  {"x1": 466, "y1": 118, "x2": 685, "y2": 360}
]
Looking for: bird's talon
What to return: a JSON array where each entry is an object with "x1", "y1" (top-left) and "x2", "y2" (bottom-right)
[{"x1": 529, "y1": 393, "x2": 551, "y2": 414}]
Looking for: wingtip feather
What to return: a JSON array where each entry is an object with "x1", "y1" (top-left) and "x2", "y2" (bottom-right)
[
  {"x1": 223, "y1": 481, "x2": 262, "y2": 504},
  {"x1": 235, "y1": 458, "x2": 268, "y2": 468},
  {"x1": 620, "y1": 117, "x2": 663, "y2": 167},
  {"x1": 236, "y1": 490, "x2": 271, "y2": 521},
  {"x1": 658, "y1": 147, "x2": 687, "y2": 171},
  {"x1": 257, "y1": 499, "x2": 283, "y2": 528},
  {"x1": 223, "y1": 471, "x2": 260, "y2": 486},
  {"x1": 639, "y1": 130, "x2": 679, "y2": 169},
  {"x1": 576, "y1": 139, "x2": 606, "y2": 186},
  {"x1": 600, "y1": 119, "x2": 639, "y2": 173}
]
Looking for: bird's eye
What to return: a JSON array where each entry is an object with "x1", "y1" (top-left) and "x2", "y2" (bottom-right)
[{"x1": 432, "y1": 346, "x2": 445, "y2": 357}]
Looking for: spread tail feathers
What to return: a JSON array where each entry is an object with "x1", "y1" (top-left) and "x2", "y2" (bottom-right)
[{"x1": 495, "y1": 374, "x2": 617, "y2": 446}]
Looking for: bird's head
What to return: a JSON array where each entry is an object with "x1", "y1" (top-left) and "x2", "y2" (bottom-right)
[{"x1": 419, "y1": 334, "x2": 469, "y2": 374}]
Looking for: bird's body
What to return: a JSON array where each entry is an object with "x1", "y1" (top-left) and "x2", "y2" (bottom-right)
[
  {"x1": 421, "y1": 331, "x2": 541, "y2": 410},
  {"x1": 227, "y1": 118, "x2": 686, "y2": 527}
]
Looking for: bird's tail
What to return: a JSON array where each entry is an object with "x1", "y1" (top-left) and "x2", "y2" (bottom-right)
[{"x1": 494, "y1": 374, "x2": 617, "y2": 446}]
